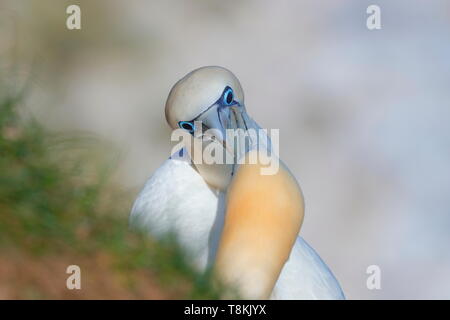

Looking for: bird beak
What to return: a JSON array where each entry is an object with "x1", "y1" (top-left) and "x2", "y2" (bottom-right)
[
  {"x1": 198, "y1": 103, "x2": 259, "y2": 164},
  {"x1": 184, "y1": 104, "x2": 241, "y2": 191}
]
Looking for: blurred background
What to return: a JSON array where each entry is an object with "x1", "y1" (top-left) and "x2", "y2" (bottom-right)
[{"x1": 1, "y1": 0, "x2": 449, "y2": 299}]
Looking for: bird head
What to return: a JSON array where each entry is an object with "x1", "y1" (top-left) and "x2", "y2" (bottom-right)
[{"x1": 165, "y1": 66, "x2": 260, "y2": 190}]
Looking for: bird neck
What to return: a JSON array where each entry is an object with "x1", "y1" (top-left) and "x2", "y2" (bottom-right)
[{"x1": 214, "y1": 151, "x2": 304, "y2": 299}]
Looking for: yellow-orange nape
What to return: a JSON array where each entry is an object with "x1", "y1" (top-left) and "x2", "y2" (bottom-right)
[{"x1": 215, "y1": 150, "x2": 304, "y2": 299}]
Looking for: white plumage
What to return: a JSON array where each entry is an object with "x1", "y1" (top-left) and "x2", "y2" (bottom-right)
[
  {"x1": 130, "y1": 150, "x2": 345, "y2": 299},
  {"x1": 131, "y1": 66, "x2": 345, "y2": 299}
]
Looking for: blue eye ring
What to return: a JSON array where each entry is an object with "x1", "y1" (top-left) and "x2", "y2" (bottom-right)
[
  {"x1": 223, "y1": 87, "x2": 234, "y2": 106},
  {"x1": 178, "y1": 121, "x2": 195, "y2": 133}
]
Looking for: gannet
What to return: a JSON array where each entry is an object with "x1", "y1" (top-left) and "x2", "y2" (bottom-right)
[{"x1": 130, "y1": 66, "x2": 345, "y2": 299}]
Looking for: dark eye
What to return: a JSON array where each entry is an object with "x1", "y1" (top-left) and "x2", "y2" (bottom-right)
[
  {"x1": 178, "y1": 121, "x2": 195, "y2": 133},
  {"x1": 223, "y1": 87, "x2": 234, "y2": 106}
]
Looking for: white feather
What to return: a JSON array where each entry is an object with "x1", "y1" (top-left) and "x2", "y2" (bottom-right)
[
  {"x1": 130, "y1": 151, "x2": 226, "y2": 270},
  {"x1": 130, "y1": 150, "x2": 344, "y2": 299},
  {"x1": 271, "y1": 237, "x2": 345, "y2": 299}
]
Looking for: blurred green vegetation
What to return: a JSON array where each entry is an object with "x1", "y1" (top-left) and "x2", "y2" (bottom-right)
[{"x1": 0, "y1": 82, "x2": 220, "y2": 299}]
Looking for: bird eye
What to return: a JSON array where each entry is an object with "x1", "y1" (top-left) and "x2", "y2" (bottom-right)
[
  {"x1": 223, "y1": 87, "x2": 234, "y2": 106},
  {"x1": 178, "y1": 121, "x2": 195, "y2": 133}
]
